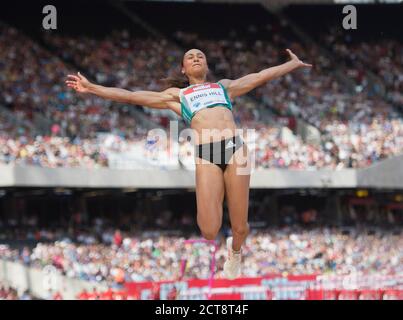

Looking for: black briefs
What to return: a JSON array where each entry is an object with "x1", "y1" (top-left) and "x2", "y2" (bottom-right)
[{"x1": 195, "y1": 135, "x2": 244, "y2": 172}]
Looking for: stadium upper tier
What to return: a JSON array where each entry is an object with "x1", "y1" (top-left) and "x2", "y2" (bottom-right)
[
  {"x1": 0, "y1": 2, "x2": 402, "y2": 170},
  {"x1": 284, "y1": 4, "x2": 402, "y2": 110}
]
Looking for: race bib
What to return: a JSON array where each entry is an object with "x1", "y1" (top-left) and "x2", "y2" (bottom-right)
[{"x1": 182, "y1": 83, "x2": 228, "y2": 113}]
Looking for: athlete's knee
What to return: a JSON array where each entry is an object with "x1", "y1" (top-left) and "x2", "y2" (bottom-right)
[
  {"x1": 197, "y1": 217, "x2": 221, "y2": 240},
  {"x1": 198, "y1": 223, "x2": 221, "y2": 240},
  {"x1": 200, "y1": 228, "x2": 220, "y2": 240},
  {"x1": 232, "y1": 223, "x2": 249, "y2": 237}
]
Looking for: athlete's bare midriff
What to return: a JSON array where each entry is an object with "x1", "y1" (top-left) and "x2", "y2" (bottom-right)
[{"x1": 190, "y1": 106, "x2": 238, "y2": 145}]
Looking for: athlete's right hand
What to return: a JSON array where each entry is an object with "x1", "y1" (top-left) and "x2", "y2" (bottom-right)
[{"x1": 65, "y1": 72, "x2": 91, "y2": 93}]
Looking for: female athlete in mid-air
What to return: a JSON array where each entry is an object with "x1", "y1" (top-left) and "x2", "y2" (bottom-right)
[{"x1": 66, "y1": 48, "x2": 311, "y2": 279}]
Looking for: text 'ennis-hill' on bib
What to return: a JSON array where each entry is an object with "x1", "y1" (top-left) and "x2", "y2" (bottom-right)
[{"x1": 180, "y1": 82, "x2": 233, "y2": 124}]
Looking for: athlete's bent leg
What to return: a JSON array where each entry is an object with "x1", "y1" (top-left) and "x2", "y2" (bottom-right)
[
  {"x1": 195, "y1": 161, "x2": 225, "y2": 240},
  {"x1": 222, "y1": 144, "x2": 251, "y2": 278}
]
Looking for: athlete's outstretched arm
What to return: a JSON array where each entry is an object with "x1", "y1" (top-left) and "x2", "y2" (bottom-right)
[
  {"x1": 65, "y1": 72, "x2": 180, "y2": 112},
  {"x1": 220, "y1": 49, "x2": 312, "y2": 99}
]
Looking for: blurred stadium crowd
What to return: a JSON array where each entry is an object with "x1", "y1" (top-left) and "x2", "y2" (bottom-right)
[
  {"x1": 0, "y1": 3, "x2": 402, "y2": 170},
  {"x1": 1, "y1": 225, "x2": 401, "y2": 286},
  {"x1": 0, "y1": 282, "x2": 35, "y2": 300}
]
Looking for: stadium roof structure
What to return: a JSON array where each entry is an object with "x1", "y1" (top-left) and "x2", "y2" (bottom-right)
[
  {"x1": 196, "y1": 0, "x2": 332, "y2": 4},
  {"x1": 189, "y1": 0, "x2": 403, "y2": 10},
  {"x1": 194, "y1": 0, "x2": 401, "y2": 3}
]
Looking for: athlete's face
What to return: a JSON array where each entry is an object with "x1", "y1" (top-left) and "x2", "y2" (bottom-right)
[{"x1": 182, "y1": 49, "x2": 208, "y2": 79}]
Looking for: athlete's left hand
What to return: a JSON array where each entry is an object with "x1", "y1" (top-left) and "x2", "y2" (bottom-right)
[{"x1": 286, "y1": 49, "x2": 312, "y2": 68}]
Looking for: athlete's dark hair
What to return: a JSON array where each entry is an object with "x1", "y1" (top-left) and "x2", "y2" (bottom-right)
[
  {"x1": 160, "y1": 64, "x2": 189, "y2": 89},
  {"x1": 160, "y1": 50, "x2": 214, "y2": 89}
]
